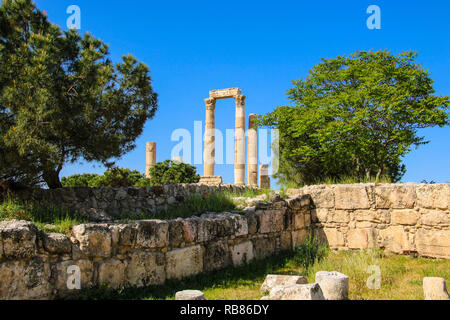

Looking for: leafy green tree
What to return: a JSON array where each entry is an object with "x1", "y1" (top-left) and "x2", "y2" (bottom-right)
[
  {"x1": 146, "y1": 160, "x2": 200, "y2": 186},
  {"x1": 0, "y1": 0, "x2": 158, "y2": 188},
  {"x1": 61, "y1": 173, "x2": 100, "y2": 187},
  {"x1": 258, "y1": 50, "x2": 449, "y2": 187},
  {"x1": 95, "y1": 168, "x2": 145, "y2": 187}
]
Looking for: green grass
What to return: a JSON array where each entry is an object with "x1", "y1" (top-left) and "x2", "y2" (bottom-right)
[
  {"x1": 0, "y1": 197, "x2": 88, "y2": 234},
  {"x1": 77, "y1": 236, "x2": 449, "y2": 300},
  {"x1": 283, "y1": 175, "x2": 393, "y2": 189}
]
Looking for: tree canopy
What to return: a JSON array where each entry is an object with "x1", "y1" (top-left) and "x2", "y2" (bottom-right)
[
  {"x1": 0, "y1": 0, "x2": 158, "y2": 188},
  {"x1": 257, "y1": 50, "x2": 449, "y2": 187}
]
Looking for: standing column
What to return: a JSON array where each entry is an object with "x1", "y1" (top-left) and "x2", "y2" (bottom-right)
[
  {"x1": 204, "y1": 98, "x2": 216, "y2": 177},
  {"x1": 146, "y1": 142, "x2": 156, "y2": 178},
  {"x1": 234, "y1": 95, "x2": 246, "y2": 185},
  {"x1": 259, "y1": 164, "x2": 270, "y2": 189},
  {"x1": 248, "y1": 113, "x2": 258, "y2": 186}
]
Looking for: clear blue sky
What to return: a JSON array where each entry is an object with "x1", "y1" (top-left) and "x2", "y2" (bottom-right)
[{"x1": 34, "y1": 0, "x2": 450, "y2": 185}]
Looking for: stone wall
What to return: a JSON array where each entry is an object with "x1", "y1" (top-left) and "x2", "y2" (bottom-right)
[
  {"x1": 0, "y1": 195, "x2": 311, "y2": 299},
  {"x1": 287, "y1": 183, "x2": 450, "y2": 259},
  {"x1": 14, "y1": 184, "x2": 254, "y2": 222}
]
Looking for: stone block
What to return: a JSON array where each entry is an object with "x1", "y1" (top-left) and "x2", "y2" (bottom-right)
[
  {"x1": 416, "y1": 229, "x2": 450, "y2": 259},
  {"x1": 334, "y1": 185, "x2": 370, "y2": 210},
  {"x1": 230, "y1": 241, "x2": 254, "y2": 267},
  {"x1": 175, "y1": 290, "x2": 206, "y2": 300},
  {"x1": 280, "y1": 231, "x2": 292, "y2": 251},
  {"x1": 168, "y1": 219, "x2": 184, "y2": 247},
  {"x1": 374, "y1": 185, "x2": 416, "y2": 209},
  {"x1": 72, "y1": 224, "x2": 112, "y2": 258},
  {"x1": 292, "y1": 229, "x2": 308, "y2": 249},
  {"x1": 0, "y1": 258, "x2": 52, "y2": 299},
  {"x1": 391, "y1": 210, "x2": 420, "y2": 226},
  {"x1": 419, "y1": 211, "x2": 450, "y2": 227},
  {"x1": 252, "y1": 238, "x2": 277, "y2": 260},
  {"x1": 165, "y1": 245, "x2": 204, "y2": 280},
  {"x1": 379, "y1": 226, "x2": 411, "y2": 254},
  {"x1": 134, "y1": 220, "x2": 169, "y2": 248},
  {"x1": 43, "y1": 233, "x2": 72, "y2": 255},
  {"x1": 347, "y1": 229, "x2": 376, "y2": 249},
  {"x1": 315, "y1": 271, "x2": 349, "y2": 300},
  {"x1": 54, "y1": 259, "x2": 95, "y2": 294},
  {"x1": 423, "y1": 277, "x2": 449, "y2": 300},
  {"x1": 203, "y1": 241, "x2": 231, "y2": 272},
  {"x1": 323, "y1": 228, "x2": 345, "y2": 248},
  {"x1": 260, "y1": 275, "x2": 308, "y2": 294},
  {"x1": 268, "y1": 283, "x2": 325, "y2": 300},
  {"x1": 303, "y1": 186, "x2": 335, "y2": 209},
  {"x1": 246, "y1": 212, "x2": 259, "y2": 234},
  {"x1": 417, "y1": 184, "x2": 450, "y2": 209},
  {"x1": 256, "y1": 209, "x2": 284, "y2": 234},
  {"x1": 181, "y1": 217, "x2": 198, "y2": 243},
  {"x1": 0, "y1": 220, "x2": 37, "y2": 260},
  {"x1": 97, "y1": 258, "x2": 128, "y2": 289},
  {"x1": 328, "y1": 210, "x2": 350, "y2": 223},
  {"x1": 126, "y1": 252, "x2": 165, "y2": 287}
]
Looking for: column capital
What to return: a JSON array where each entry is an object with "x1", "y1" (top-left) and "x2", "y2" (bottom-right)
[
  {"x1": 205, "y1": 97, "x2": 216, "y2": 110},
  {"x1": 235, "y1": 94, "x2": 246, "y2": 107}
]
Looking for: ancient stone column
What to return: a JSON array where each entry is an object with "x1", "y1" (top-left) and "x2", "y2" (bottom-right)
[
  {"x1": 204, "y1": 98, "x2": 216, "y2": 177},
  {"x1": 259, "y1": 164, "x2": 270, "y2": 189},
  {"x1": 234, "y1": 95, "x2": 246, "y2": 185},
  {"x1": 248, "y1": 113, "x2": 258, "y2": 186},
  {"x1": 146, "y1": 142, "x2": 156, "y2": 178}
]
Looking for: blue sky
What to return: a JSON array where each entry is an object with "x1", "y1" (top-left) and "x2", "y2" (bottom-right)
[{"x1": 34, "y1": 0, "x2": 450, "y2": 186}]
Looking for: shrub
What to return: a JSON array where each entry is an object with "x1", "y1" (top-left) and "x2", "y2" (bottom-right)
[{"x1": 147, "y1": 160, "x2": 200, "y2": 186}]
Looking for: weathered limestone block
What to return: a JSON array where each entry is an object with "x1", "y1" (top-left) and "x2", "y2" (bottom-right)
[
  {"x1": 54, "y1": 259, "x2": 95, "y2": 294},
  {"x1": 181, "y1": 217, "x2": 198, "y2": 243},
  {"x1": 328, "y1": 210, "x2": 351, "y2": 223},
  {"x1": 256, "y1": 209, "x2": 284, "y2": 234},
  {"x1": 347, "y1": 229, "x2": 376, "y2": 249},
  {"x1": 246, "y1": 212, "x2": 259, "y2": 234},
  {"x1": 323, "y1": 228, "x2": 345, "y2": 248},
  {"x1": 423, "y1": 277, "x2": 449, "y2": 300},
  {"x1": 210, "y1": 88, "x2": 241, "y2": 99},
  {"x1": 334, "y1": 185, "x2": 370, "y2": 210},
  {"x1": 315, "y1": 271, "x2": 349, "y2": 300},
  {"x1": 196, "y1": 215, "x2": 230, "y2": 242},
  {"x1": 417, "y1": 184, "x2": 450, "y2": 210},
  {"x1": 260, "y1": 275, "x2": 308, "y2": 294},
  {"x1": 97, "y1": 258, "x2": 128, "y2": 289},
  {"x1": 230, "y1": 241, "x2": 254, "y2": 267},
  {"x1": 280, "y1": 231, "x2": 292, "y2": 251},
  {"x1": 175, "y1": 290, "x2": 207, "y2": 300},
  {"x1": 168, "y1": 219, "x2": 184, "y2": 247},
  {"x1": 354, "y1": 210, "x2": 390, "y2": 224},
  {"x1": 419, "y1": 211, "x2": 450, "y2": 227},
  {"x1": 109, "y1": 224, "x2": 136, "y2": 248},
  {"x1": 268, "y1": 283, "x2": 325, "y2": 300},
  {"x1": 0, "y1": 220, "x2": 37, "y2": 260},
  {"x1": 375, "y1": 185, "x2": 416, "y2": 209},
  {"x1": 126, "y1": 252, "x2": 165, "y2": 287},
  {"x1": 0, "y1": 257, "x2": 52, "y2": 299},
  {"x1": 43, "y1": 233, "x2": 72, "y2": 255},
  {"x1": 311, "y1": 208, "x2": 329, "y2": 223},
  {"x1": 416, "y1": 229, "x2": 450, "y2": 259},
  {"x1": 72, "y1": 224, "x2": 112, "y2": 258},
  {"x1": 391, "y1": 210, "x2": 420, "y2": 226},
  {"x1": 379, "y1": 226, "x2": 411, "y2": 254},
  {"x1": 198, "y1": 176, "x2": 222, "y2": 185},
  {"x1": 134, "y1": 220, "x2": 169, "y2": 248},
  {"x1": 292, "y1": 229, "x2": 308, "y2": 249},
  {"x1": 300, "y1": 186, "x2": 335, "y2": 209},
  {"x1": 203, "y1": 241, "x2": 231, "y2": 272},
  {"x1": 228, "y1": 213, "x2": 248, "y2": 237},
  {"x1": 293, "y1": 212, "x2": 309, "y2": 229},
  {"x1": 165, "y1": 245, "x2": 204, "y2": 280},
  {"x1": 252, "y1": 238, "x2": 278, "y2": 260}
]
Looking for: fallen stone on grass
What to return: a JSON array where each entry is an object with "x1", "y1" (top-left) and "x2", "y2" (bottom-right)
[
  {"x1": 315, "y1": 271, "x2": 349, "y2": 300},
  {"x1": 175, "y1": 290, "x2": 207, "y2": 300},
  {"x1": 260, "y1": 274, "x2": 308, "y2": 294},
  {"x1": 267, "y1": 283, "x2": 325, "y2": 300},
  {"x1": 423, "y1": 277, "x2": 450, "y2": 300}
]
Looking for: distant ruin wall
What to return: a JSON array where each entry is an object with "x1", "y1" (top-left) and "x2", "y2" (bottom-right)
[
  {"x1": 287, "y1": 183, "x2": 450, "y2": 259},
  {"x1": 0, "y1": 196, "x2": 311, "y2": 300},
  {"x1": 14, "y1": 184, "x2": 256, "y2": 221}
]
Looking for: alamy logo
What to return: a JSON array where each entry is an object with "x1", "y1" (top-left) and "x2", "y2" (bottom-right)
[
  {"x1": 366, "y1": 265, "x2": 381, "y2": 289},
  {"x1": 366, "y1": 5, "x2": 381, "y2": 30},
  {"x1": 66, "y1": 5, "x2": 81, "y2": 30},
  {"x1": 66, "y1": 265, "x2": 81, "y2": 290}
]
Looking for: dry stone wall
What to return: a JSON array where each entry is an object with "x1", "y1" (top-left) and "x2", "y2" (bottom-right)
[
  {"x1": 14, "y1": 184, "x2": 253, "y2": 222},
  {"x1": 0, "y1": 195, "x2": 312, "y2": 299},
  {"x1": 287, "y1": 183, "x2": 450, "y2": 259}
]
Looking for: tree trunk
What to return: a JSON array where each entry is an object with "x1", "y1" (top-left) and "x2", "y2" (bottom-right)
[
  {"x1": 43, "y1": 169, "x2": 63, "y2": 189},
  {"x1": 375, "y1": 167, "x2": 383, "y2": 183}
]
